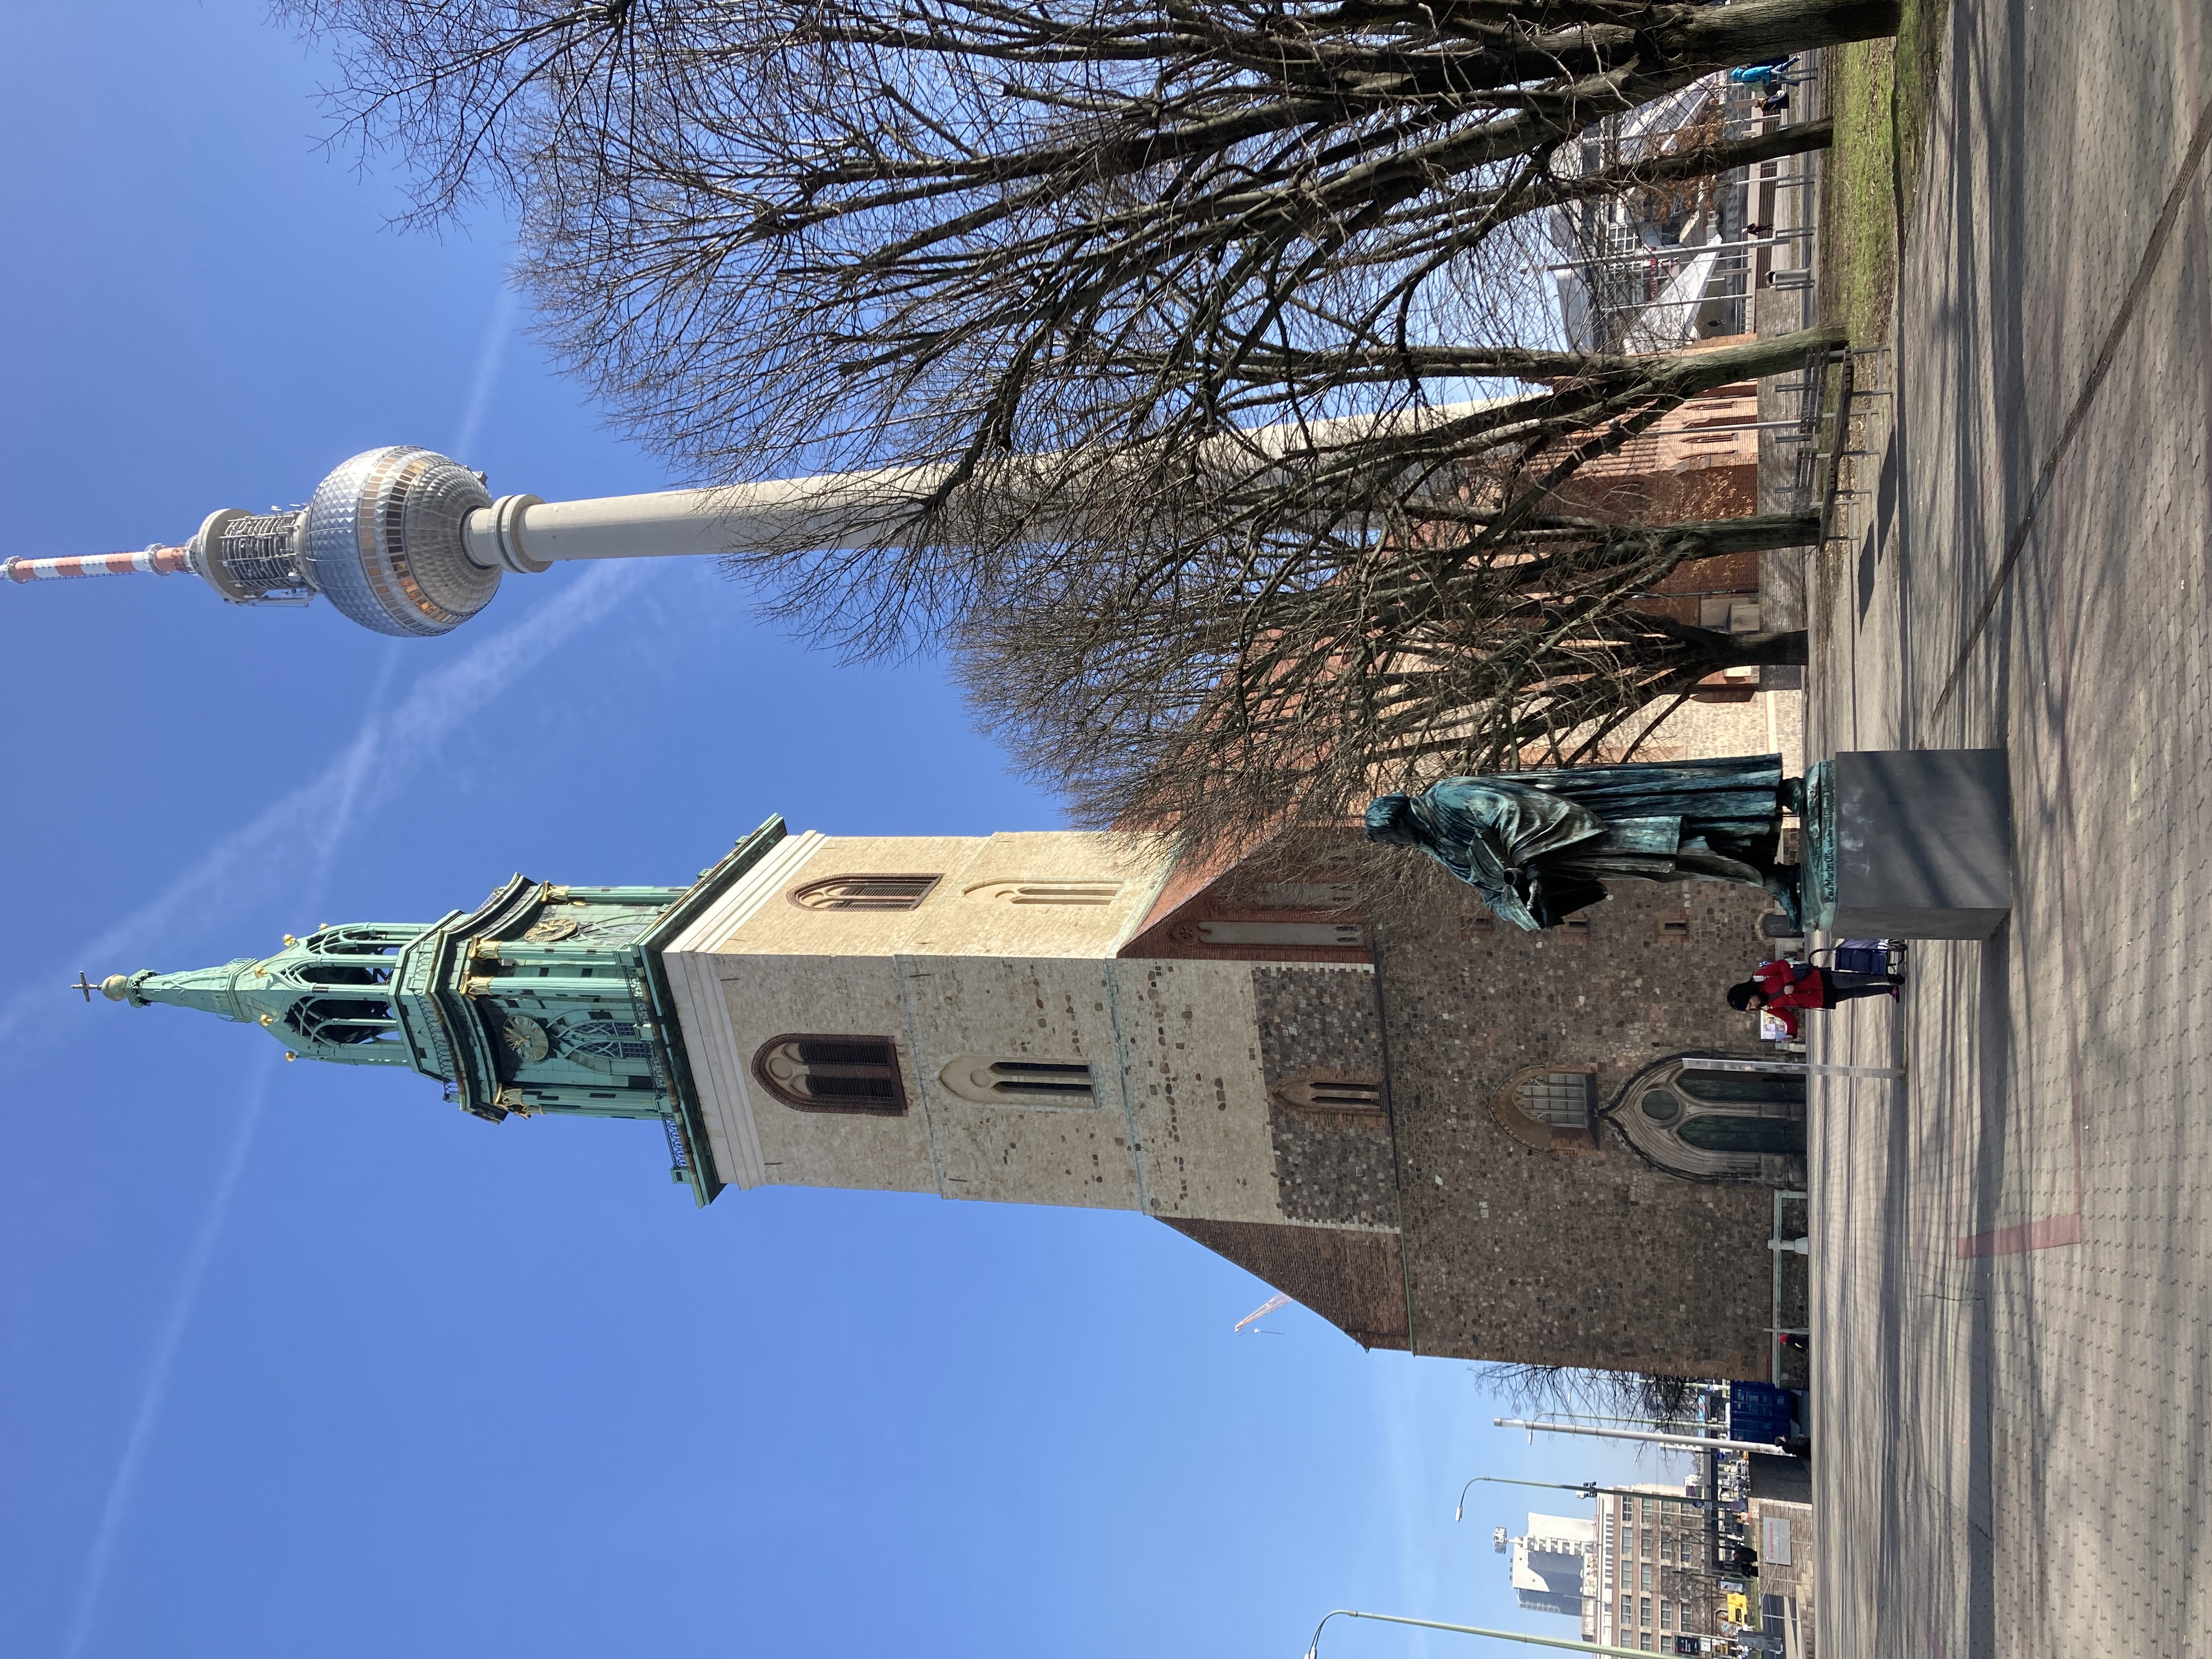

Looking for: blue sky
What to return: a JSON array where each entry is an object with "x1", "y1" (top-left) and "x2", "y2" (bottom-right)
[{"x1": 0, "y1": 7, "x2": 1677, "y2": 1656}]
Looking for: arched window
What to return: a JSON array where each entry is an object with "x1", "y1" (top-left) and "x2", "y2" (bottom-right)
[
  {"x1": 752, "y1": 1036, "x2": 908, "y2": 1114},
  {"x1": 1519, "y1": 1071, "x2": 1598, "y2": 1130},
  {"x1": 1605, "y1": 1056, "x2": 1807, "y2": 1184},
  {"x1": 286, "y1": 996, "x2": 402, "y2": 1047},
  {"x1": 1678, "y1": 1114, "x2": 1805, "y2": 1155},
  {"x1": 1270, "y1": 1074, "x2": 1389, "y2": 1124},
  {"x1": 1488, "y1": 1066, "x2": 1598, "y2": 1153},
  {"x1": 787, "y1": 874, "x2": 940, "y2": 912},
  {"x1": 562, "y1": 1018, "x2": 653, "y2": 1060},
  {"x1": 962, "y1": 881, "x2": 1123, "y2": 906},
  {"x1": 936, "y1": 1056, "x2": 1096, "y2": 1105}
]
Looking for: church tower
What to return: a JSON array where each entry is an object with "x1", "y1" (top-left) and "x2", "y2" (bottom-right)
[{"x1": 103, "y1": 816, "x2": 1411, "y2": 1344}]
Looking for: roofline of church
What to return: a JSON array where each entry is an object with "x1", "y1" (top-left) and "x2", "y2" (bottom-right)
[{"x1": 633, "y1": 816, "x2": 791, "y2": 1206}]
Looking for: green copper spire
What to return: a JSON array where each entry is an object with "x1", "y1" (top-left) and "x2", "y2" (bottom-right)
[
  {"x1": 99, "y1": 818, "x2": 789, "y2": 1206},
  {"x1": 111, "y1": 925, "x2": 432, "y2": 1067}
]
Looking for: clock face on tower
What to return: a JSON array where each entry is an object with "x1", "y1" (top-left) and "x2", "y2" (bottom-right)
[{"x1": 502, "y1": 1015, "x2": 551, "y2": 1064}]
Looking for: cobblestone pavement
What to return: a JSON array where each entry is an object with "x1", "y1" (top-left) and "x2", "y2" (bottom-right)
[{"x1": 1804, "y1": 3, "x2": 2212, "y2": 1655}]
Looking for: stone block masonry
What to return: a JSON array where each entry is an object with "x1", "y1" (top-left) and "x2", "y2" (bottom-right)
[
  {"x1": 1370, "y1": 863, "x2": 1782, "y2": 1375},
  {"x1": 1250, "y1": 965, "x2": 1399, "y2": 1230}
]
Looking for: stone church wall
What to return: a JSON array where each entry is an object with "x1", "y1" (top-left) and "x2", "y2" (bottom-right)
[
  {"x1": 1369, "y1": 864, "x2": 1781, "y2": 1376},
  {"x1": 1249, "y1": 966, "x2": 1399, "y2": 1230}
]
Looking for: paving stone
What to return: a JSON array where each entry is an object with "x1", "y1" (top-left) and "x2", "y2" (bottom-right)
[{"x1": 1805, "y1": 7, "x2": 2212, "y2": 1655}]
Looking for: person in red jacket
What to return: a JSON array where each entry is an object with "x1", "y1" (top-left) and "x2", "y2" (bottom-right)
[{"x1": 1725, "y1": 958, "x2": 1900, "y2": 1037}]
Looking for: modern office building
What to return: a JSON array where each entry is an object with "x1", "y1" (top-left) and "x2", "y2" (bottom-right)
[{"x1": 1496, "y1": 1514, "x2": 1598, "y2": 1621}]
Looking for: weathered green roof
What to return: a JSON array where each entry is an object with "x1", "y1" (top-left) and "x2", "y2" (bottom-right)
[{"x1": 104, "y1": 816, "x2": 791, "y2": 1205}]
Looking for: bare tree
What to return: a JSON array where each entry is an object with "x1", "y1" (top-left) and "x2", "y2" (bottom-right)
[
  {"x1": 951, "y1": 325, "x2": 1834, "y2": 849},
  {"x1": 1476, "y1": 1362, "x2": 1705, "y2": 1427},
  {"x1": 281, "y1": 3, "x2": 1874, "y2": 837},
  {"x1": 283, "y1": 1, "x2": 1888, "y2": 515}
]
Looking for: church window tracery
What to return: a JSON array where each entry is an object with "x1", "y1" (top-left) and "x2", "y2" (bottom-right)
[
  {"x1": 285, "y1": 996, "x2": 403, "y2": 1049},
  {"x1": 962, "y1": 881, "x2": 1122, "y2": 906},
  {"x1": 1602, "y1": 1056, "x2": 1807, "y2": 1183},
  {"x1": 752, "y1": 1035, "x2": 907, "y2": 1114},
  {"x1": 563, "y1": 1019, "x2": 653, "y2": 1060},
  {"x1": 1489, "y1": 1066, "x2": 1599, "y2": 1152},
  {"x1": 787, "y1": 874, "x2": 940, "y2": 911},
  {"x1": 936, "y1": 1057, "x2": 1096, "y2": 1105}
]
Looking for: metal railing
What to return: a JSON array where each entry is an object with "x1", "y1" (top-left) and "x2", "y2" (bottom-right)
[{"x1": 1770, "y1": 1188, "x2": 1810, "y2": 1384}]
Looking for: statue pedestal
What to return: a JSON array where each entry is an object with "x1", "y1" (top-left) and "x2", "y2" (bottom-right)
[{"x1": 1804, "y1": 750, "x2": 2012, "y2": 939}]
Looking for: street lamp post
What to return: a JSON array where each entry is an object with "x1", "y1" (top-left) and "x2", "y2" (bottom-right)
[
  {"x1": 1305, "y1": 1607, "x2": 1661, "y2": 1659},
  {"x1": 1455, "y1": 1474, "x2": 1722, "y2": 1521},
  {"x1": 1499, "y1": 1410, "x2": 1706, "y2": 1431},
  {"x1": 1494, "y1": 1419, "x2": 1795, "y2": 1457}
]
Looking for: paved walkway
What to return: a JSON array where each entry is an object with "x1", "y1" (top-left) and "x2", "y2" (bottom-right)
[{"x1": 1807, "y1": 3, "x2": 2212, "y2": 1655}]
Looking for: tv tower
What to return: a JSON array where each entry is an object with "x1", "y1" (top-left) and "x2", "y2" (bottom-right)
[
  {"x1": 0, "y1": 444, "x2": 927, "y2": 637},
  {"x1": 1, "y1": 395, "x2": 1495, "y2": 637}
]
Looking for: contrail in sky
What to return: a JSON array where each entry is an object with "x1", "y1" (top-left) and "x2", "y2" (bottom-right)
[
  {"x1": 43, "y1": 266, "x2": 650, "y2": 1654},
  {"x1": 0, "y1": 560, "x2": 647, "y2": 1056},
  {"x1": 56, "y1": 1049, "x2": 274, "y2": 1659},
  {"x1": 43, "y1": 557, "x2": 647, "y2": 1652},
  {"x1": 454, "y1": 280, "x2": 518, "y2": 461},
  {"x1": 56, "y1": 634, "x2": 399, "y2": 1659},
  {"x1": 41, "y1": 562, "x2": 649, "y2": 1650},
  {"x1": 48, "y1": 270, "x2": 639, "y2": 1653},
  {"x1": 43, "y1": 266, "x2": 646, "y2": 1654}
]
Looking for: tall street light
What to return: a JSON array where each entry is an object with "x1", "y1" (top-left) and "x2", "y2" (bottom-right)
[
  {"x1": 1494, "y1": 1418, "x2": 1796, "y2": 1457},
  {"x1": 1305, "y1": 1607, "x2": 1660, "y2": 1659},
  {"x1": 1455, "y1": 1474, "x2": 1722, "y2": 1521}
]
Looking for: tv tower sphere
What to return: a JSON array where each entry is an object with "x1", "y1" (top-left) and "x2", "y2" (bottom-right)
[{"x1": 290, "y1": 445, "x2": 503, "y2": 635}]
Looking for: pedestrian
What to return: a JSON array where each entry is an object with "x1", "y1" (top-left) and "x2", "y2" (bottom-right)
[
  {"x1": 1730, "y1": 56, "x2": 1798, "y2": 88},
  {"x1": 1724, "y1": 957, "x2": 1900, "y2": 1037},
  {"x1": 1759, "y1": 91, "x2": 1790, "y2": 115}
]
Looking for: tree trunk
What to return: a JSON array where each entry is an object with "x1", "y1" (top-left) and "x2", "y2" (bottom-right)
[
  {"x1": 1673, "y1": 0, "x2": 1906, "y2": 64},
  {"x1": 1713, "y1": 628, "x2": 1811, "y2": 667},
  {"x1": 1629, "y1": 330, "x2": 1846, "y2": 403},
  {"x1": 1537, "y1": 121, "x2": 1834, "y2": 217},
  {"x1": 1655, "y1": 514, "x2": 1823, "y2": 556}
]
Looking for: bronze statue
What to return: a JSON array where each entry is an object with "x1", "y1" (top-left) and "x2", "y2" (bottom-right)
[{"x1": 1365, "y1": 755, "x2": 1803, "y2": 932}]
